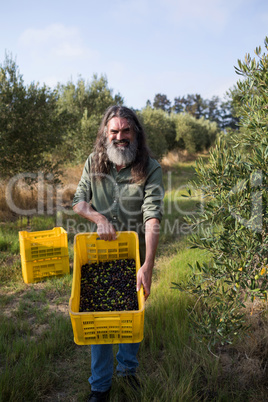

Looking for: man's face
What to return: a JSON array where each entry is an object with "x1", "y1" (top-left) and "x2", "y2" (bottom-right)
[
  {"x1": 106, "y1": 117, "x2": 137, "y2": 166},
  {"x1": 107, "y1": 117, "x2": 135, "y2": 146}
]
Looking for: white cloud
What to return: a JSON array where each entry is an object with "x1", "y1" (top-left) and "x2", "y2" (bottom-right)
[
  {"x1": 19, "y1": 24, "x2": 76, "y2": 45},
  {"x1": 18, "y1": 23, "x2": 98, "y2": 60},
  {"x1": 16, "y1": 23, "x2": 100, "y2": 88}
]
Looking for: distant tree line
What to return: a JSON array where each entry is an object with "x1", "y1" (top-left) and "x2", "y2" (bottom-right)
[
  {"x1": 0, "y1": 53, "x2": 239, "y2": 181},
  {"x1": 138, "y1": 107, "x2": 219, "y2": 159},
  {"x1": 147, "y1": 92, "x2": 239, "y2": 131}
]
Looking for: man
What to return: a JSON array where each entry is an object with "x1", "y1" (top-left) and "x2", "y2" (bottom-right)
[{"x1": 72, "y1": 105, "x2": 164, "y2": 401}]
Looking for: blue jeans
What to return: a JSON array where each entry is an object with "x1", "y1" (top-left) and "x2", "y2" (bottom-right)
[{"x1": 89, "y1": 343, "x2": 140, "y2": 392}]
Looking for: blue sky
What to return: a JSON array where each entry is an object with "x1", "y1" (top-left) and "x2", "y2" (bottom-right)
[{"x1": 1, "y1": 0, "x2": 268, "y2": 109}]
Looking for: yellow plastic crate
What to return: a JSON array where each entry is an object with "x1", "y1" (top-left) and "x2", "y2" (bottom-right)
[
  {"x1": 21, "y1": 256, "x2": 70, "y2": 284},
  {"x1": 19, "y1": 227, "x2": 70, "y2": 283},
  {"x1": 19, "y1": 227, "x2": 68, "y2": 261},
  {"x1": 69, "y1": 232, "x2": 145, "y2": 345}
]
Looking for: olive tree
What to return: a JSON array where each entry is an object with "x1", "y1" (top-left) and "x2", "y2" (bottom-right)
[
  {"x1": 0, "y1": 54, "x2": 64, "y2": 180},
  {"x1": 173, "y1": 37, "x2": 268, "y2": 349}
]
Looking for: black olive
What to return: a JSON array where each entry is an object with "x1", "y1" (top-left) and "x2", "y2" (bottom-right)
[{"x1": 79, "y1": 259, "x2": 139, "y2": 312}]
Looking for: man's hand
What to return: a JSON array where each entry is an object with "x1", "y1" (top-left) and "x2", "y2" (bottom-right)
[
  {"x1": 73, "y1": 201, "x2": 116, "y2": 241},
  {"x1": 136, "y1": 218, "x2": 160, "y2": 301},
  {"x1": 96, "y1": 217, "x2": 117, "y2": 241},
  {"x1": 136, "y1": 262, "x2": 153, "y2": 301}
]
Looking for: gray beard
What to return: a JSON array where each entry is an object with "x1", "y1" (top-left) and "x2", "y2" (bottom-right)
[{"x1": 106, "y1": 138, "x2": 138, "y2": 166}]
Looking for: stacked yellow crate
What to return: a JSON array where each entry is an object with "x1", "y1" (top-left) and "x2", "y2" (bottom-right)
[{"x1": 19, "y1": 227, "x2": 69, "y2": 284}]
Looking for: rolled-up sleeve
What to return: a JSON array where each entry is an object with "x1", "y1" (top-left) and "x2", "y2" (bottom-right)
[
  {"x1": 72, "y1": 157, "x2": 92, "y2": 207},
  {"x1": 142, "y1": 163, "x2": 165, "y2": 224}
]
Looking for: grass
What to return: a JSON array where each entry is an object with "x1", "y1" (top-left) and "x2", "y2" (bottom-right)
[
  {"x1": 0, "y1": 153, "x2": 267, "y2": 401},
  {"x1": 0, "y1": 310, "x2": 75, "y2": 401}
]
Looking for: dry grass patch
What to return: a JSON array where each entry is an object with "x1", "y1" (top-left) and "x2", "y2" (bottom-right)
[
  {"x1": 0, "y1": 179, "x2": 39, "y2": 222},
  {"x1": 161, "y1": 149, "x2": 209, "y2": 171},
  {"x1": 0, "y1": 163, "x2": 84, "y2": 221},
  {"x1": 216, "y1": 304, "x2": 268, "y2": 399},
  {"x1": 60, "y1": 163, "x2": 84, "y2": 186}
]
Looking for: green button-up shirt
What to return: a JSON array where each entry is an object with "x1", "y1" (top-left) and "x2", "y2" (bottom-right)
[{"x1": 72, "y1": 154, "x2": 165, "y2": 263}]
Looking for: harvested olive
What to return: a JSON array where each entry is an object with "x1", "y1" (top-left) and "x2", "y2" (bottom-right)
[{"x1": 79, "y1": 259, "x2": 139, "y2": 312}]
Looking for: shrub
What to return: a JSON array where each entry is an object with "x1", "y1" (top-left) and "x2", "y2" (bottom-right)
[
  {"x1": 172, "y1": 113, "x2": 219, "y2": 154},
  {"x1": 138, "y1": 107, "x2": 176, "y2": 160}
]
